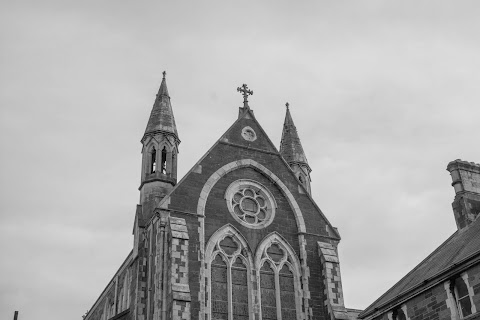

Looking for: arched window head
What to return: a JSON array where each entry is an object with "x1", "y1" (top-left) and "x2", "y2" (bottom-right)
[
  {"x1": 394, "y1": 308, "x2": 407, "y2": 320},
  {"x1": 150, "y1": 147, "x2": 157, "y2": 173},
  {"x1": 119, "y1": 271, "x2": 130, "y2": 312},
  {"x1": 161, "y1": 147, "x2": 167, "y2": 174},
  {"x1": 206, "y1": 226, "x2": 253, "y2": 320},
  {"x1": 453, "y1": 276, "x2": 474, "y2": 317},
  {"x1": 256, "y1": 234, "x2": 301, "y2": 320}
]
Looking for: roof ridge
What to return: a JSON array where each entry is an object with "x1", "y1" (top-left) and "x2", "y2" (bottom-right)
[{"x1": 359, "y1": 229, "x2": 460, "y2": 318}]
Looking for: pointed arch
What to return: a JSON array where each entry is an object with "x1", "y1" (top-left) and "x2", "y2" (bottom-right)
[
  {"x1": 157, "y1": 140, "x2": 175, "y2": 176},
  {"x1": 119, "y1": 268, "x2": 130, "y2": 312},
  {"x1": 205, "y1": 224, "x2": 254, "y2": 320},
  {"x1": 255, "y1": 232, "x2": 302, "y2": 320},
  {"x1": 142, "y1": 138, "x2": 159, "y2": 177},
  {"x1": 197, "y1": 159, "x2": 306, "y2": 233},
  {"x1": 205, "y1": 224, "x2": 254, "y2": 267},
  {"x1": 150, "y1": 147, "x2": 157, "y2": 173}
]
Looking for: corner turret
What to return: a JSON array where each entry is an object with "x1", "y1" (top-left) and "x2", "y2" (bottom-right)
[{"x1": 280, "y1": 103, "x2": 312, "y2": 194}]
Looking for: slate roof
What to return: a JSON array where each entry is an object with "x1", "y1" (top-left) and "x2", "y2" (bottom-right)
[
  {"x1": 143, "y1": 73, "x2": 179, "y2": 141},
  {"x1": 279, "y1": 105, "x2": 309, "y2": 168},
  {"x1": 359, "y1": 217, "x2": 480, "y2": 318}
]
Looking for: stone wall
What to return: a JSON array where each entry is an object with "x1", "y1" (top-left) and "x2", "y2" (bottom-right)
[
  {"x1": 84, "y1": 252, "x2": 133, "y2": 320},
  {"x1": 372, "y1": 264, "x2": 480, "y2": 320}
]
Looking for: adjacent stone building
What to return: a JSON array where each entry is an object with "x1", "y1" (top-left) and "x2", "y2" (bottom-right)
[
  {"x1": 83, "y1": 74, "x2": 359, "y2": 320},
  {"x1": 358, "y1": 160, "x2": 480, "y2": 320}
]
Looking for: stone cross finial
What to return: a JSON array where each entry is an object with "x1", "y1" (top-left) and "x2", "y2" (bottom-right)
[
  {"x1": 162, "y1": 71, "x2": 166, "y2": 79},
  {"x1": 286, "y1": 102, "x2": 289, "y2": 109},
  {"x1": 237, "y1": 84, "x2": 253, "y2": 108}
]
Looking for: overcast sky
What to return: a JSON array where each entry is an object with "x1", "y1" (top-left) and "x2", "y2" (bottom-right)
[{"x1": 1, "y1": 1, "x2": 480, "y2": 319}]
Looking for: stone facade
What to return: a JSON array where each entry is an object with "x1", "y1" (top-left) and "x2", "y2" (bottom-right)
[
  {"x1": 83, "y1": 76, "x2": 357, "y2": 320},
  {"x1": 359, "y1": 160, "x2": 480, "y2": 320}
]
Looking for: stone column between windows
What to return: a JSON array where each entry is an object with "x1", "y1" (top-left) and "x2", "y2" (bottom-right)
[
  {"x1": 444, "y1": 280, "x2": 459, "y2": 320},
  {"x1": 166, "y1": 150, "x2": 173, "y2": 175},
  {"x1": 462, "y1": 273, "x2": 478, "y2": 315},
  {"x1": 401, "y1": 304, "x2": 411, "y2": 320},
  {"x1": 197, "y1": 215, "x2": 206, "y2": 320}
]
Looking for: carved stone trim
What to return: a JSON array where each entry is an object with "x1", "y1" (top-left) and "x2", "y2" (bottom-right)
[{"x1": 197, "y1": 159, "x2": 306, "y2": 233}]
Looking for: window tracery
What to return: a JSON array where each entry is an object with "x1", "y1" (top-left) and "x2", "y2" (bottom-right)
[
  {"x1": 256, "y1": 234, "x2": 301, "y2": 320},
  {"x1": 206, "y1": 228, "x2": 301, "y2": 320},
  {"x1": 225, "y1": 180, "x2": 277, "y2": 229},
  {"x1": 206, "y1": 227, "x2": 253, "y2": 320}
]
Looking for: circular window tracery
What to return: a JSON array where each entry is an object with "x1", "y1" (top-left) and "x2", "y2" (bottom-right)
[{"x1": 225, "y1": 179, "x2": 276, "y2": 229}]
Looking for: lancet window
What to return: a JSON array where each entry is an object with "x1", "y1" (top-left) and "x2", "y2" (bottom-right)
[
  {"x1": 161, "y1": 146, "x2": 167, "y2": 174},
  {"x1": 206, "y1": 228, "x2": 301, "y2": 320},
  {"x1": 143, "y1": 137, "x2": 178, "y2": 180},
  {"x1": 150, "y1": 147, "x2": 157, "y2": 173},
  {"x1": 118, "y1": 270, "x2": 130, "y2": 312},
  {"x1": 393, "y1": 308, "x2": 407, "y2": 320},
  {"x1": 452, "y1": 275, "x2": 475, "y2": 318},
  {"x1": 206, "y1": 227, "x2": 253, "y2": 320},
  {"x1": 256, "y1": 235, "x2": 301, "y2": 320}
]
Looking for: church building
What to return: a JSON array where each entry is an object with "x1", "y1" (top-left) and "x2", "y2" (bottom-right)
[{"x1": 83, "y1": 73, "x2": 360, "y2": 320}]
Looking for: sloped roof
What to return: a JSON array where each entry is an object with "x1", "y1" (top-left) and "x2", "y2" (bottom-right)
[
  {"x1": 280, "y1": 105, "x2": 309, "y2": 167},
  {"x1": 143, "y1": 73, "x2": 179, "y2": 141},
  {"x1": 360, "y1": 217, "x2": 480, "y2": 318},
  {"x1": 154, "y1": 106, "x2": 341, "y2": 240}
]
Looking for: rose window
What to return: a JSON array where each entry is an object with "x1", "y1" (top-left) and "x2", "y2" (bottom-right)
[
  {"x1": 232, "y1": 187, "x2": 268, "y2": 224},
  {"x1": 225, "y1": 179, "x2": 276, "y2": 229}
]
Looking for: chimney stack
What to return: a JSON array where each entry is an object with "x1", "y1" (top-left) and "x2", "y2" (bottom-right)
[{"x1": 447, "y1": 159, "x2": 480, "y2": 230}]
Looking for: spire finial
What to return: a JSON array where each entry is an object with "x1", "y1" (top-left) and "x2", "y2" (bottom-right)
[
  {"x1": 286, "y1": 102, "x2": 289, "y2": 109},
  {"x1": 237, "y1": 84, "x2": 253, "y2": 108},
  {"x1": 162, "y1": 71, "x2": 166, "y2": 79}
]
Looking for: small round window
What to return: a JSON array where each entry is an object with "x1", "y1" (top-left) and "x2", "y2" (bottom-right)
[
  {"x1": 225, "y1": 179, "x2": 276, "y2": 229},
  {"x1": 241, "y1": 126, "x2": 257, "y2": 141}
]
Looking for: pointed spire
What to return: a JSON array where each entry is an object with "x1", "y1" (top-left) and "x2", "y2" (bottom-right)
[
  {"x1": 143, "y1": 71, "x2": 179, "y2": 141},
  {"x1": 280, "y1": 102, "x2": 309, "y2": 167},
  {"x1": 158, "y1": 71, "x2": 169, "y2": 97}
]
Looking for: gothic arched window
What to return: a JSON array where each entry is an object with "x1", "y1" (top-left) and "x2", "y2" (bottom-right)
[
  {"x1": 150, "y1": 147, "x2": 157, "y2": 173},
  {"x1": 161, "y1": 146, "x2": 167, "y2": 174},
  {"x1": 453, "y1": 276, "x2": 474, "y2": 317},
  {"x1": 206, "y1": 226, "x2": 253, "y2": 320},
  {"x1": 256, "y1": 234, "x2": 301, "y2": 320},
  {"x1": 118, "y1": 270, "x2": 130, "y2": 312},
  {"x1": 393, "y1": 308, "x2": 407, "y2": 320}
]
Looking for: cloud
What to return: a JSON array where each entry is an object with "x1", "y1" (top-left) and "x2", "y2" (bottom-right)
[{"x1": 1, "y1": 0, "x2": 480, "y2": 318}]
